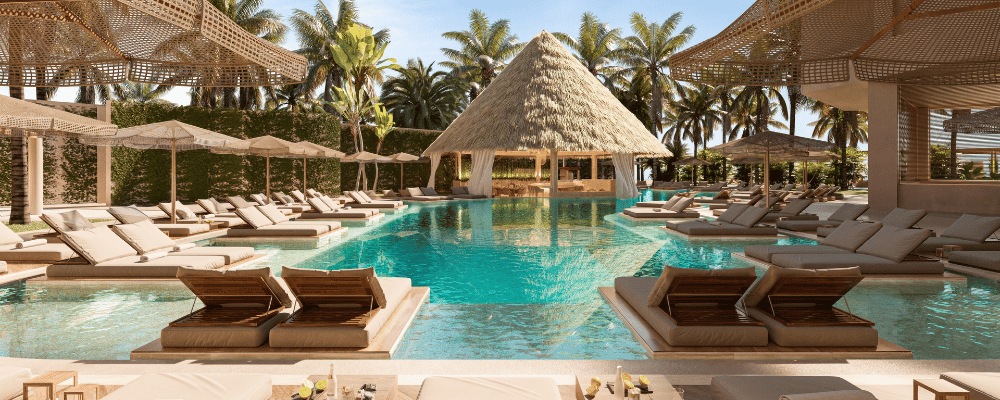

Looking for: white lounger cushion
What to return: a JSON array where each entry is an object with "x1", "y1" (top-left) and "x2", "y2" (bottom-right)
[
  {"x1": 101, "y1": 373, "x2": 272, "y2": 400},
  {"x1": 615, "y1": 277, "x2": 768, "y2": 347},
  {"x1": 269, "y1": 276, "x2": 411, "y2": 348},
  {"x1": 226, "y1": 225, "x2": 330, "y2": 237},
  {"x1": 111, "y1": 219, "x2": 176, "y2": 253},
  {"x1": 856, "y1": 226, "x2": 932, "y2": 263},
  {"x1": 940, "y1": 214, "x2": 1000, "y2": 243},
  {"x1": 257, "y1": 204, "x2": 290, "y2": 224},
  {"x1": 0, "y1": 367, "x2": 31, "y2": 400},
  {"x1": 153, "y1": 223, "x2": 211, "y2": 237},
  {"x1": 668, "y1": 197, "x2": 693, "y2": 212},
  {"x1": 416, "y1": 377, "x2": 560, "y2": 400},
  {"x1": 0, "y1": 223, "x2": 23, "y2": 246},
  {"x1": 711, "y1": 376, "x2": 862, "y2": 400},
  {"x1": 941, "y1": 372, "x2": 1000, "y2": 400},
  {"x1": 46, "y1": 255, "x2": 226, "y2": 278},
  {"x1": 61, "y1": 226, "x2": 138, "y2": 264},
  {"x1": 744, "y1": 244, "x2": 851, "y2": 263},
  {"x1": 172, "y1": 246, "x2": 255, "y2": 264},
  {"x1": 0, "y1": 242, "x2": 77, "y2": 262},
  {"x1": 779, "y1": 390, "x2": 877, "y2": 400},
  {"x1": 235, "y1": 207, "x2": 275, "y2": 228},
  {"x1": 821, "y1": 221, "x2": 883, "y2": 251},
  {"x1": 671, "y1": 221, "x2": 778, "y2": 236},
  {"x1": 880, "y1": 208, "x2": 927, "y2": 228}
]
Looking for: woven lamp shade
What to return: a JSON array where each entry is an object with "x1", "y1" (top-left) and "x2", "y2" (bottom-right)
[
  {"x1": 0, "y1": 0, "x2": 306, "y2": 87},
  {"x1": 670, "y1": 0, "x2": 1000, "y2": 86},
  {"x1": 0, "y1": 94, "x2": 116, "y2": 136}
]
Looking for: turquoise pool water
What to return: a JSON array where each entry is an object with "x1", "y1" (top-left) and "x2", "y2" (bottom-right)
[{"x1": 2, "y1": 193, "x2": 999, "y2": 360}]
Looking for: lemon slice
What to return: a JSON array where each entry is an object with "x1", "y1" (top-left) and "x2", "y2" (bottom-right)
[
  {"x1": 638, "y1": 375, "x2": 650, "y2": 386},
  {"x1": 298, "y1": 386, "x2": 312, "y2": 399},
  {"x1": 590, "y1": 377, "x2": 602, "y2": 387},
  {"x1": 622, "y1": 372, "x2": 632, "y2": 384},
  {"x1": 315, "y1": 380, "x2": 328, "y2": 391},
  {"x1": 586, "y1": 384, "x2": 600, "y2": 396},
  {"x1": 623, "y1": 379, "x2": 635, "y2": 390}
]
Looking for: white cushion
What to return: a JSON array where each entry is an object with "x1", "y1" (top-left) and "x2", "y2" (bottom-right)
[
  {"x1": 307, "y1": 197, "x2": 332, "y2": 212},
  {"x1": 856, "y1": 226, "x2": 933, "y2": 263},
  {"x1": 668, "y1": 197, "x2": 694, "y2": 212},
  {"x1": 718, "y1": 203, "x2": 750, "y2": 223},
  {"x1": 407, "y1": 187, "x2": 423, "y2": 197},
  {"x1": 940, "y1": 214, "x2": 1000, "y2": 243},
  {"x1": 111, "y1": 219, "x2": 177, "y2": 253},
  {"x1": 256, "y1": 204, "x2": 290, "y2": 224},
  {"x1": 821, "y1": 221, "x2": 883, "y2": 251},
  {"x1": 0, "y1": 223, "x2": 23, "y2": 246},
  {"x1": 0, "y1": 367, "x2": 31, "y2": 400},
  {"x1": 196, "y1": 199, "x2": 218, "y2": 214},
  {"x1": 321, "y1": 196, "x2": 342, "y2": 210},
  {"x1": 159, "y1": 201, "x2": 196, "y2": 220},
  {"x1": 417, "y1": 377, "x2": 559, "y2": 400},
  {"x1": 62, "y1": 226, "x2": 138, "y2": 264},
  {"x1": 100, "y1": 373, "x2": 271, "y2": 400},
  {"x1": 235, "y1": 207, "x2": 274, "y2": 228},
  {"x1": 420, "y1": 187, "x2": 439, "y2": 196},
  {"x1": 358, "y1": 191, "x2": 375, "y2": 202},
  {"x1": 732, "y1": 206, "x2": 769, "y2": 228}
]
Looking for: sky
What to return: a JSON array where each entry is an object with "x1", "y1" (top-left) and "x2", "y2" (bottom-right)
[{"x1": 2, "y1": 0, "x2": 847, "y2": 151}]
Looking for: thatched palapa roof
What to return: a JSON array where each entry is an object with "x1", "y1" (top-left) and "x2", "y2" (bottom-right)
[{"x1": 423, "y1": 31, "x2": 669, "y2": 157}]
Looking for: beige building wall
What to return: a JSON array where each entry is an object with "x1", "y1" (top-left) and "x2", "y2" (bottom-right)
[{"x1": 867, "y1": 83, "x2": 900, "y2": 212}]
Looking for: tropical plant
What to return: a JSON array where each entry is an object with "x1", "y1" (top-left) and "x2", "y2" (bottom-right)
[
  {"x1": 786, "y1": 85, "x2": 807, "y2": 177},
  {"x1": 205, "y1": 0, "x2": 287, "y2": 109},
  {"x1": 958, "y1": 162, "x2": 984, "y2": 180},
  {"x1": 553, "y1": 12, "x2": 621, "y2": 79},
  {"x1": 114, "y1": 82, "x2": 171, "y2": 104},
  {"x1": 672, "y1": 83, "x2": 721, "y2": 181},
  {"x1": 265, "y1": 83, "x2": 316, "y2": 112},
  {"x1": 809, "y1": 101, "x2": 868, "y2": 186},
  {"x1": 734, "y1": 85, "x2": 787, "y2": 137},
  {"x1": 612, "y1": 12, "x2": 695, "y2": 138},
  {"x1": 291, "y1": 0, "x2": 390, "y2": 114},
  {"x1": 380, "y1": 59, "x2": 465, "y2": 130},
  {"x1": 371, "y1": 104, "x2": 395, "y2": 190},
  {"x1": 441, "y1": 9, "x2": 524, "y2": 100},
  {"x1": 712, "y1": 85, "x2": 740, "y2": 179}
]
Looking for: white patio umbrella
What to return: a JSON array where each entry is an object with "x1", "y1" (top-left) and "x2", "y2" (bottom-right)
[
  {"x1": 293, "y1": 141, "x2": 344, "y2": 192},
  {"x1": 213, "y1": 136, "x2": 319, "y2": 200},
  {"x1": 82, "y1": 120, "x2": 242, "y2": 223},
  {"x1": 712, "y1": 131, "x2": 837, "y2": 206},
  {"x1": 387, "y1": 152, "x2": 427, "y2": 192},
  {"x1": 341, "y1": 151, "x2": 393, "y2": 190}
]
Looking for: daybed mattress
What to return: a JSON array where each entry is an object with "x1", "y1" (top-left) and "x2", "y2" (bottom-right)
[
  {"x1": 101, "y1": 373, "x2": 272, "y2": 400},
  {"x1": 0, "y1": 367, "x2": 31, "y2": 400},
  {"x1": 153, "y1": 223, "x2": 211, "y2": 237},
  {"x1": 941, "y1": 372, "x2": 1000, "y2": 400},
  {"x1": 416, "y1": 377, "x2": 560, "y2": 400},
  {"x1": 669, "y1": 221, "x2": 778, "y2": 236},
  {"x1": 172, "y1": 246, "x2": 255, "y2": 264},
  {"x1": 47, "y1": 255, "x2": 226, "y2": 278},
  {"x1": 743, "y1": 244, "x2": 851, "y2": 263},
  {"x1": 622, "y1": 208, "x2": 699, "y2": 219},
  {"x1": 746, "y1": 308, "x2": 879, "y2": 347},
  {"x1": 948, "y1": 251, "x2": 1000, "y2": 272},
  {"x1": 776, "y1": 219, "x2": 844, "y2": 232},
  {"x1": 161, "y1": 311, "x2": 291, "y2": 348},
  {"x1": 914, "y1": 237, "x2": 1000, "y2": 254},
  {"x1": 770, "y1": 253, "x2": 944, "y2": 274},
  {"x1": 0, "y1": 243, "x2": 76, "y2": 261},
  {"x1": 711, "y1": 376, "x2": 862, "y2": 400},
  {"x1": 299, "y1": 210, "x2": 378, "y2": 219},
  {"x1": 225, "y1": 225, "x2": 330, "y2": 237}
]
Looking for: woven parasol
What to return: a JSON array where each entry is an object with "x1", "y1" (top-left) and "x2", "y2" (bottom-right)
[
  {"x1": 0, "y1": 0, "x2": 306, "y2": 87},
  {"x1": 670, "y1": 0, "x2": 1000, "y2": 86},
  {"x1": 340, "y1": 151, "x2": 393, "y2": 191},
  {"x1": 292, "y1": 141, "x2": 344, "y2": 193},
  {"x1": 672, "y1": 157, "x2": 713, "y2": 184},
  {"x1": 82, "y1": 120, "x2": 241, "y2": 222},
  {"x1": 712, "y1": 131, "x2": 837, "y2": 204},
  {"x1": 386, "y1": 152, "x2": 425, "y2": 192},
  {"x1": 0, "y1": 94, "x2": 117, "y2": 136},
  {"x1": 213, "y1": 136, "x2": 318, "y2": 199},
  {"x1": 730, "y1": 151, "x2": 840, "y2": 186}
]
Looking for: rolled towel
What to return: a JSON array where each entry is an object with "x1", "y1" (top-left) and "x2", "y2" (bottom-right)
[
  {"x1": 140, "y1": 251, "x2": 169, "y2": 262},
  {"x1": 202, "y1": 213, "x2": 216, "y2": 219},
  {"x1": 15, "y1": 239, "x2": 48, "y2": 249},
  {"x1": 0, "y1": 261, "x2": 7, "y2": 274},
  {"x1": 708, "y1": 221, "x2": 724, "y2": 226},
  {"x1": 172, "y1": 243, "x2": 196, "y2": 252},
  {"x1": 780, "y1": 390, "x2": 878, "y2": 400}
]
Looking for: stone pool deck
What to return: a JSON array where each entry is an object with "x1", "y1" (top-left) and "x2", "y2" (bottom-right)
[{"x1": 3, "y1": 357, "x2": 999, "y2": 400}]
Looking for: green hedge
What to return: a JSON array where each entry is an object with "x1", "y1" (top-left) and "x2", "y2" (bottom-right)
[
  {"x1": 340, "y1": 126, "x2": 452, "y2": 191},
  {"x1": 107, "y1": 103, "x2": 342, "y2": 205}
]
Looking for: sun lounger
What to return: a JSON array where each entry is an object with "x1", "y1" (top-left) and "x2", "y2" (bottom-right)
[
  {"x1": 161, "y1": 266, "x2": 294, "y2": 348},
  {"x1": 772, "y1": 225, "x2": 941, "y2": 274},
  {"x1": 623, "y1": 197, "x2": 699, "y2": 219},
  {"x1": 269, "y1": 266, "x2": 412, "y2": 348},
  {"x1": 49, "y1": 226, "x2": 226, "y2": 278},
  {"x1": 107, "y1": 206, "x2": 212, "y2": 237},
  {"x1": 614, "y1": 266, "x2": 767, "y2": 346},
  {"x1": 110, "y1": 219, "x2": 254, "y2": 264},
  {"x1": 815, "y1": 207, "x2": 926, "y2": 237},
  {"x1": 712, "y1": 195, "x2": 777, "y2": 216},
  {"x1": 0, "y1": 219, "x2": 76, "y2": 262},
  {"x1": 913, "y1": 214, "x2": 1000, "y2": 254},
  {"x1": 941, "y1": 372, "x2": 1000, "y2": 400},
  {"x1": 711, "y1": 376, "x2": 877, "y2": 400},
  {"x1": 416, "y1": 377, "x2": 560, "y2": 400},
  {"x1": 300, "y1": 197, "x2": 380, "y2": 219},
  {"x1": 402, "y1": 187, "x2": 449, "y2": 201},
  {"x1": 346, "y1": 191, "x2": 407, "y2": 209},
  {"x1": 249, "y1": 193, "x2": 308, "y2": 213},
  {"x1": 948, "y1": 251, "x2": 1000, "y2": 272},
  {"x1": 761, "y1": 198, "x2": 818, "y2": 223},
  {"x1": 692, "y1": 189, "x2": 734, "y2": 205},
  {"x1": 449, "y1": 186, "x2": 488, "y2": 199},
  {"x1": 195, "y1": 198, "x2": 238, "y2": 216},
  {"x1": 776, "y1": 203, "x2": 869, "y2": 232},
  {"x1": 667, "y1": 203, "x2": 777, "y2": 236},
  {"x1": 745, "y1": 221, "x2": 882, "y2": 263},
  {"x1": 228, "y1": 206, "x2": 335, "y2": 237},
  {"x1": 0, "y1": 367, "x2": 31, "y2": 400},
  {"x1": 156, "y1": 201, "x2": 244, "y2": 228},
  {"x1": 636, "y1": 195, "x2": 683, "y2": 208},
  {"x1": 739, "y1": 266, "x2": 878, "y2": 347},
  {"x1": 101, "y1": 373, "x2": 272, "y2": 400}
]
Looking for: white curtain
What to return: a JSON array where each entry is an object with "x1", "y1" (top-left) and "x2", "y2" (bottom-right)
[
  {"x1": 427, "y1": 153, "x2": 441, "y2": 188},
  {"x1": 612, "y1": 153, "x2": 640, "y2": 199},
  {"x1": 468, "y1": 149, "x2": 496, "y2": 197}
]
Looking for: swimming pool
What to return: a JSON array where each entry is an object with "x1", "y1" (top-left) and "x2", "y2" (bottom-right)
[{"x1": 2, "y1": 193, "x2": 999, "y2": 360}]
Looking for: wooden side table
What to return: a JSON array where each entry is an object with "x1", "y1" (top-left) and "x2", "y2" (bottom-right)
[
  {"x1": 935, "y1": 245, "x2": 964, "y2": 259},
  {"x1": 913, "y1": 379, "x2": 970, "y2": 400},
  {"x1": 63, "y1": 384, "x2": 100, "y2": 400},
  {"x1": 23, "y1": 371, "x2": 77, "y2": 400}
]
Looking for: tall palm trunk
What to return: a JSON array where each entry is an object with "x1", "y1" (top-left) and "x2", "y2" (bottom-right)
[
  {"x1": 788, "y1": 86, "x2": 799, "y2": 182},
  {"x1": 8, "y1": 86, "x2": 29, "y2": 224},
  {"x1": 323, "y1": 73, "x2": 335, "y2": 114}
]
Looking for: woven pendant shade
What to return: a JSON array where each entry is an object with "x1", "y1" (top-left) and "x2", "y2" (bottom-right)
[
  {"x1": 670, "y1": 0, "x2": 1000, "y2": 86},
  {"x1": 0, "y1": 0, "x2": 306, "y2": 87}
]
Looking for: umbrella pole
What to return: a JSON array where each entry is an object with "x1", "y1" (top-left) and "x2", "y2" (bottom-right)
[
  {"x1": 803, "y1": 162, "x2": 808, "y2": 187},
  {"x1": 764, "y1": 149, "x2": 770, "y2": 208},
  {"x1": 171, "y1": 141, "x2": 177, "y2": 224},
  {"x1": 266, "y1": 155, "x2": 271, "y2": 200},
  {"x1": 303, "y1": 157, "x2": 307, "y2": 192},
  {"x1": 400, "y1": 163, "x2": 404, "y2": 193}
]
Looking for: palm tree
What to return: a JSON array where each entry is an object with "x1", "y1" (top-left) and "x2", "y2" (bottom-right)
[
  {"x1": 734, "y1": 85, "x2": 787, "y2": 137},
  {"x1": 786, "y1": 85, "x2": 806, "y2": 178},
  {"x1": 380, "y1": 59, "x2": 466, "y2": 130},
  {"x1": 553, "y1": 12, "x2": 621, "y2": 80},
  {"x1": 612, "y1": 12, "x2": 695, "y2": 139},
  {"x1": 673, "y1": 83, "x2": 722, "y2": 182},
  {"x1": 713, "y1": 85, "x2": 740, "y2": 180},
  {"x1": 265, "y1": 83, "x2": 315, "y2": 112},
  {"x1": 441, "y1": 9, "x2": 524, "y2": 101},
  {"x1": 809, "y1": 101, "x2": 868, "y2": 186},
  {"x1": 292, "y1": 0, "x2": 388, "y2": 115},
  {"x1": 114, "y1": 82, "x2": 171, "y2": 104},
  {"x1": 206, "y1": 0, "x2": 287, "y2": 109}
]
